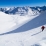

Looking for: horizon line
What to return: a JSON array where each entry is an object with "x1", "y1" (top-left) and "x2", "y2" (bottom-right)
[{"x1": 0, "y1": 5, "x2": 46, "y2": 8}]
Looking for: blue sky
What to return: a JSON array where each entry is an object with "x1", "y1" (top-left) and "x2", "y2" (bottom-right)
[{"x1": 0, "y1": 0, "x2": 46, "y2": 7}]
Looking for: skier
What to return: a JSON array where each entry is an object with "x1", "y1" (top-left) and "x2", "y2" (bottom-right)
[{"x1": 41, "y1": 26, "x2": 45, "y2": 31}]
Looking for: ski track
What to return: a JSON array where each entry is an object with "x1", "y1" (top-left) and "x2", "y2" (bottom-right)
[{"x1": 31, "y1": 31, "x2": 42, "y2": 36}]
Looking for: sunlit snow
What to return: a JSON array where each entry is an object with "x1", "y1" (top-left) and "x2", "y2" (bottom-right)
[{"x1": 0, "y1": 8, "x2": 46, "y2": 46}]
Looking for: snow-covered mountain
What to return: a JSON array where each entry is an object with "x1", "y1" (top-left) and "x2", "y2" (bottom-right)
[
  {"x1": 0, "y1": 6, "x2": 46, "y2": 16},
  {"x1": 0, "y1": 6, "x2": 46, "y2": 46}
]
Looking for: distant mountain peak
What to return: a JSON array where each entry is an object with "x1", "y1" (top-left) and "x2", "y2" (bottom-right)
[{"x1": 0, "y1": 6, "x2": 46, "y2": 16}]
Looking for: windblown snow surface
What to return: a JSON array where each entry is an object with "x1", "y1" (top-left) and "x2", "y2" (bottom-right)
[{"x1": 0, "y1": 10, "x2": 46, "y2": 46}]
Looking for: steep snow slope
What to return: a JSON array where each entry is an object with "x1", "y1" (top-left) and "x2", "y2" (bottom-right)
[
  {"x1": 0, "y1": 11, "x2": 46, "y2": 46},
  {"x1": 0, "y1": 11, "x2": 46, "y2": 35},
  {"x1": 0, "y1": 11, "x2": 39, "y2": 34},
  {"x1": 0, "y1": 12, "x2": 29, "y2": 34}
]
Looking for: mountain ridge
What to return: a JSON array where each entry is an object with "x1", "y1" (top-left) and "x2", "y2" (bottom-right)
[{"x1": 0, "y1": 6, "x2": 46, "y2": 15}]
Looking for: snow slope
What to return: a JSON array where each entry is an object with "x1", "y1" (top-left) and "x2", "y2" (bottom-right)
[
  {"x1": 0, "y1": 12, "x2": 16, "y2": 33},
  {"x1": 0, "y1": 11, "x2": 46, "y2": 46},
  {"x1": 0, "y1": 12, "x2": 29, "y2": 34},
  {"x1": 0, "y1": 11, "x2": 39, "y2": 34},
  {"x1": 0, "y1": 25, "x2": 46, "y2": 46}
]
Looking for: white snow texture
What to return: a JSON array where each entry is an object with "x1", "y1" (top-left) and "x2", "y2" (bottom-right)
[{"x1": 0, "y1": 7, "x2": 46, "y2": 46}]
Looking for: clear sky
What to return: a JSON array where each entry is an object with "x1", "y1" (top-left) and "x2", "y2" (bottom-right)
[{"x1": 0, "y1": 0, "x2": 46, "y2": 7}]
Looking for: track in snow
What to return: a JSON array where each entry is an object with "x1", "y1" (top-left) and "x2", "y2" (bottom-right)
[{"x1": 31, "y1": 31, "x2": 42, "y2": 36}]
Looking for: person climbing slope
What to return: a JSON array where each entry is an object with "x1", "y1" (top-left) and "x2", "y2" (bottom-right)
[{"x1": 41, "y1": 26, "x2": 45, "y2": 31}]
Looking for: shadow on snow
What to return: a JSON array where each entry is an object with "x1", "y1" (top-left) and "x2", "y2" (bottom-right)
[{"x1": 0, "y1": 11, "x2": 46, "y2": 35}]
